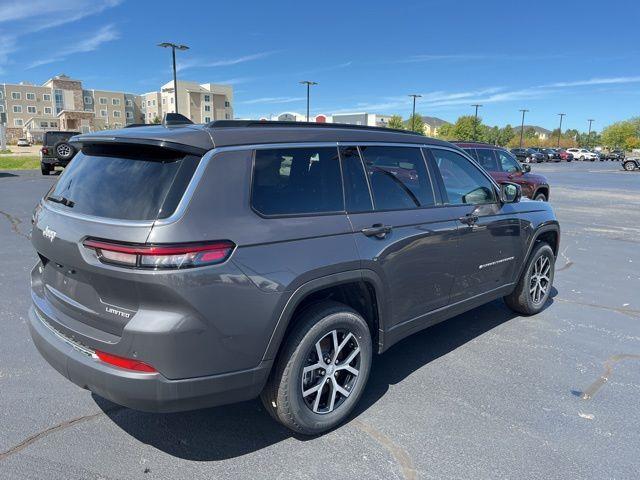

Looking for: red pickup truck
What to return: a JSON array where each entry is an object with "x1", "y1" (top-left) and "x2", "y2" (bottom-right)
[{"x1": 454, "y1": 142, "x2": 551, "y2": 201}]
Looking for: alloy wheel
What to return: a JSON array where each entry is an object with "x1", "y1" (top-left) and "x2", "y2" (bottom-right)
[
  {"x1": 301, "y1": 329, "x2": 361, "y2": 414},
  {"x1": 529, "y1": 255, "x2": 551, "y2": 305},
  {"x1": 57, "y1": 144, "x2": 71, "y2": 157}
]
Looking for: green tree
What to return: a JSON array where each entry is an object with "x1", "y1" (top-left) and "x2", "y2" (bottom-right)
[
  {"x1": 601, "y1": 120, "x2": 637, "y2": 149},
  {"x1": 151, "y1": 115, "x2": 161, "y2": 124},
  {"x1": 387, "y1": 115, "x2": 405, "y2": 130},
  {"x1": 524, "y1": 127, "x2": 537, "y2": 139},
  {"x1": 435, "y1": 122, "x2": 453, "y2": 139},
  {"x1": 406, "y1": 114, "x2": 425, "y2": 134},
  {"x1": 448, "y1": 115, "x2": 479, "y2": 141},
  {"x1": 497, "y1": 124, "x2": 515, "y2": 146}
]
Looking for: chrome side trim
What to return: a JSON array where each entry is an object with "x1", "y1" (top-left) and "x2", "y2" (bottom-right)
[{"x1": 34, "y1": 308, "x2": 97, "y2": 358}]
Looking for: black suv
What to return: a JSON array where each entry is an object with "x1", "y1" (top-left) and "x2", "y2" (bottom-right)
[
  {"x1": 511, "y1": 148, "x2": 546, "y2": 163},
  {"x1": 40, "y1": 130, "x2": 80, "y2": 175},
  {"x1": 28, "y1": 120, "x2": 560, "y2": 435}
]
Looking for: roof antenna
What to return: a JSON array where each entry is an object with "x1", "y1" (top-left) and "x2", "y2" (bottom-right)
[{"x1": 163, "y1": 112, "x2": 193, "y2": 126}]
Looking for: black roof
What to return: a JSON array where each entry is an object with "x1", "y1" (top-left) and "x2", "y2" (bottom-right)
[{"x1": 72, "y1": 120, "x2": 454, "y2": 152}]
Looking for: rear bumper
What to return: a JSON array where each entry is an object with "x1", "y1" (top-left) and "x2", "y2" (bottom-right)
[
  {"x1": 41, "y1": 157, "x2": 69, "y2": 167},
  {"x1": 28, "y1": 306, "x2": 271, "y2": 413}
]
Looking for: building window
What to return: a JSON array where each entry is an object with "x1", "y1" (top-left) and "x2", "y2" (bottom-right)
[
  {"x1": 113, "y1": 110, "x2": 121, "y2": 118},
  {"x1": 50, "y1": 122, "x2": 58, "y2": 128},
  {"x1": 112, "y1": 98, "x2": 121, "y2": 106},
  {"x1": 225, "y1": 101, "x2": 230, "y2": 107},
  {"x1": 162, "y1": 98, "x2": 166, "y2": 105},
  {"x1": 27, "y1": 106, "x2": 37, "y2": 114},
  {"x1": 43, "y1": 94, "x2": 51, "y2": 101},
  {"x1": 170, "y1": 97, "x2": 174, "y2": 104},
  {"x1": 125, "y1": 99, "x2": 132, "y2": 107},
  {"x1": 100, "y1": 110, "x2": 108, "y2": 117},
  {"x1": 11, "y1": 92, "x2": 21, "y2": 100},
  {"x1": 44, "y1": 107, "x2": 52, "y2": 115},
  {"x1": 99, "y1": 97, "x2": 107, "y2": 105},
  {"x1": 152, "y1": 100, "x2": 156, "y2": 106},
  {"x1": 126, "y1": 111, "x2": 133, "y2": 119},
  {"x1": 26, "y1": 92, "x2": 36, "y2": 100},
  {"x1": 114, "y1": 123, "x2": 122, "y2": 128},
  {"x1": 14, "y1": 119, "x2": 24, "y2": 126},
  {"x1": 225, "y1": 113, "x2": 230, "y2": 119},
  {"x1": 204, "y1": 105, "x2": 211, "y2": 112},
  {"x1": 40, "y1": 122, "x2": 48, "y2": 128},
  {"x1": 204, "y1": 116, "x2": 211, "y2": 123},
  {"x1": 84, "y1": 96, "x2": 93, "y2": 104},
  {"x1": 0, "y1": 105, "x2": 4, "y2": 113},
  {"x1": 204, "y1": 94, "x2": 210, "y2": 102},
  {"x1": 0, "y1": 90, "x2": 3, "y2": 99},
  {"x1": 13, "y1": 105, "x2": 22, "y2": 113}
]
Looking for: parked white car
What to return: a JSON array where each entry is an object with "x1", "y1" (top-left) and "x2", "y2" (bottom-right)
[
  {"x1": 566, "y1": 148, "x2": 597, "y2": 161},
  {"x1": 16, "y1": 138, "x2": 31, "y2": 147}
]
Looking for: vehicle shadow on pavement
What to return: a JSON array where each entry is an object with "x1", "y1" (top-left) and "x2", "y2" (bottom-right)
[{"x1": 96, "y1": 297, "x2": 554, "y2": 461}]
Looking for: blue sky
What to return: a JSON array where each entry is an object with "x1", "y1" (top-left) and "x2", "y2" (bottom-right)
[{"x1": 1, "y1": 0, "x2": 639, "y2": 131}]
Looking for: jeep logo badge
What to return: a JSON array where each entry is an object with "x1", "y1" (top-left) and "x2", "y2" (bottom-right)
[{"x1": 42, "y1": 226, "x2": 57, "y2": 242}]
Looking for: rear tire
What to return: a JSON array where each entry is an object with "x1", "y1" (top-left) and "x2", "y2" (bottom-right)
[
  {"x1": 41, "y1": 164, "x2": 52, "y2": 176},
  {"x1": 504, "y1": 243, "x2": 555, "y2": 315},
  {"x1": 624, "y1": 161, "x2": 636, "y2": 171},
  {"x1": 260, "y1": 301, "x2": 372, "y2": 435}
]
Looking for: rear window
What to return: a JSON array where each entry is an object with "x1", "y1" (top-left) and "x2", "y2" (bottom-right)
[
  {"x1": 48, "y1": 144, "x2": 199, "y2": 220},
  {"x1": 45, "y1": 132, "x2": 78, "y2": 145}
]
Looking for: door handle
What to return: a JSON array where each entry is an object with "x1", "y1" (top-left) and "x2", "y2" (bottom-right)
[
  {"x1": 458, "y1": 214, "x2": 479, "y2": 226},
  {"x1": 361, "y1": 224, "x2": 392, "y2": 238}
]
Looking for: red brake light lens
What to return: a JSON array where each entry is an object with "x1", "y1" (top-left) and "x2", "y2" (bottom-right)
[
  {"x1": 83, "y1": 239, "x2": 235, "y2": 269},
  {"x1": 41, "y1": 147, "x2": 48, "y2": 154},
  {"x1": 95, "y1": 350, "x2": 157, "y2": 373}
]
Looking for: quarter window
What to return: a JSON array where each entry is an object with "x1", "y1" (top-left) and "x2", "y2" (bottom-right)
[
  {"x1": 359, "y1": 146, "x2": 434, "y2": 210},
  {"x1": 252, "y1": 147, "x2": 343, "y2": 216},
  {"x1": 431, "y1": 149, "x2": 497, "y2": 205}
]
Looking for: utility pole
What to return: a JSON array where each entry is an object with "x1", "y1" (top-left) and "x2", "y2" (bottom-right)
[
  {"x1": 408, "y1": 94, "x2": 422, "y2": 131},
  {"x1": 518, "y1": 109, "x2": 529, "y2": 148},
  {"x1": 300, "y1": 81, "x2": 318, "y2": 121},
  {"x1": 471, "y1": 104, "x2": 482, "y2": 140},
  {"x1": 556, "y1": 113, "x2": 565, "y2": 148},
  {"x1": 158, "y1": 42, "x2": 190, "y2": 115},
  {"x1": 587, "y1": 119, "x2": 595, "y2": 149}
]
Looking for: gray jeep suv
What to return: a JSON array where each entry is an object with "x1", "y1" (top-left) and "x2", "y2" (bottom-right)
[{"x1": 29, "y1": 120, "x2": 560, "y2": 435}]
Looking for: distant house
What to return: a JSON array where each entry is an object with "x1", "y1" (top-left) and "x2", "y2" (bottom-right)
[
  {"x1": 514, "y1": 125, "x2": 552, "y2": 141},
  {"x1": 421, "y1": 116, "x2": 449, "y2": 136}
]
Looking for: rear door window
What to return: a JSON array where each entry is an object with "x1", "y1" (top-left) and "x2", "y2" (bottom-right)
[
  {"x1": 359, "y1": 146, "x2": 435, "y2": 211},
  {"x1": 496, "y1": 150, "x2": 521, "y2": 173},
  {"x1": 48, "y1": 144, "x2": 199, "y2": 220},
  {"x1": 252, "y1": 147, "x2": 343, "y2": 216},
  {"x1": 474, "y1": 148, "x2": 498, "y2": 171}
]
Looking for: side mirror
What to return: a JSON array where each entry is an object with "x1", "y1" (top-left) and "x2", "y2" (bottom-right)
[
  {"x1": 522, "y1": 164, "x2": 531, "y2": 173},
  {"x1": 500, "y1": 182, "x2": 521, "y2": 203}
]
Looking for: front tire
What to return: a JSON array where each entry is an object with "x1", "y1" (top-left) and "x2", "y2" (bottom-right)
[
  {"x1": 261, "y1": 301, "x2": 372, "y2": 435},
  {"x1": 504, "y1": 243, "x2": 555, "y2": 315},
  {"x1": 623, "y1": 161, "x2": 636, "y2": 171},
  {"x1": 534, "y1": 192, "x2": 547, "y2": 201}
]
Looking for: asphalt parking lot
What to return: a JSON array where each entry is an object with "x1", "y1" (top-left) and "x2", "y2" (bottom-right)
[{"x1": 1, "y1": 161, "x2": 639, "y2": 479}]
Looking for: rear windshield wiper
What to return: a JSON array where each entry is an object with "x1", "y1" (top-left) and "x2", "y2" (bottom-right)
[{"x1": 46, "y1": 195, "x2": 75, "y2": 208}]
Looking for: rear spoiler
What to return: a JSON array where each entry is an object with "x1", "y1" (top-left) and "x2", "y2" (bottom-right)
[{"x1": 68, "y1": 136, "x2": 207, "y2": 156}]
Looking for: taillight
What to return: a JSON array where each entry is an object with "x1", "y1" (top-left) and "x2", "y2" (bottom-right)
[
  {"x1": 41, "y1": 147, "x2": 48, "y2": 154},
  {"x1": 95, "y1": 350, "x2": 157, "y2": 373},
  {"x1": 83, "y1": 239, "x2": 235, "y2": 269}
]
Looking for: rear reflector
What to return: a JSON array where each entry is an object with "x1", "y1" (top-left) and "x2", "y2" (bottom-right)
[
  {"x1": 83, "y1": 239, "x2": 235, "y2": 269},
  {"x1": 95, "y1": 350, "x2": 157, "y2": 373}
]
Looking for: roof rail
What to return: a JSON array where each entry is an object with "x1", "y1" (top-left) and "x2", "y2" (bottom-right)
[
  {"x1": 124, "y1": 123, "x2": 155, "y2": 128},
  {"x1": 204, "y1": 119, "x2": 423, "y2": 136},
  {"x1": 163, "y1": 113, "x2": 194, "y2": 126}
]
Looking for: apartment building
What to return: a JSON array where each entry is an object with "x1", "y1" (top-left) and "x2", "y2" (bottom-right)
[
  {"x1": 0, "y1": 74, "x2": 233, "y2": 142},
  {"x1": 141, "y1": 81, "x2": 234, "y2": 124}
]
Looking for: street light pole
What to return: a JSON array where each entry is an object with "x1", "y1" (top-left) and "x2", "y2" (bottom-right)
[
  {"x1": 518, "y1": 109, "x2": 529, "y2": 148},
  {"x1": 556, "y1": 113, "x2": 565, "y2": 148},
  {"x1": 408, "y1": 94, "x2": 422, "y2": 131},
  {"x1": 587, "y1": 119, "x2": 595, "y2": 149},
  {"x1": 300, "y1": 81, "x2": 318, "y2": 121},
  {"x1": 471, "y1": 104, "x2": 482, "y2": 140},
  {"x1": 158, "y1": 42, "x2": 190, "y2": 115}
]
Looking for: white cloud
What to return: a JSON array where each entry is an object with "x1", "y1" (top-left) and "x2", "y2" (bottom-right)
[
  {"x1": 27, "y1": 24, "x2": 120, "y2": 69},
  {"x1": 542, "y1": 76, "x2": 640, "y2": 88},
  {"x1": 242, "y1": 96, "x2": 305, "y2": 105},
  {"x1": 177, "y1": 51, "x2": 279, "y2": 72}
]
